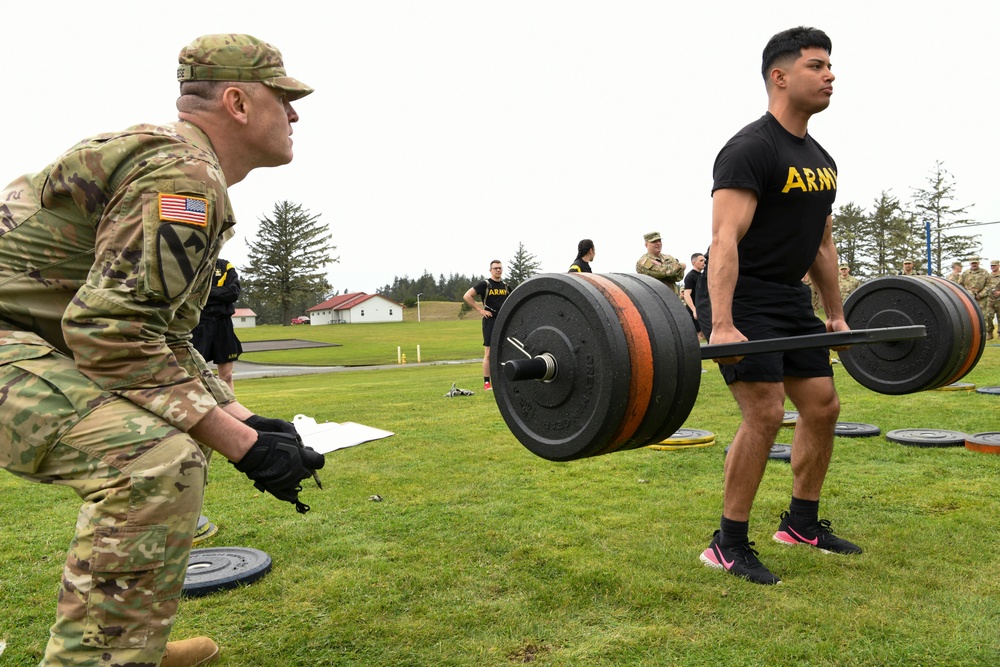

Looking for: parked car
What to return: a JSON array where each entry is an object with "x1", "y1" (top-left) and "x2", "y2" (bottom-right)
[{"x1": 290, "y1": 316, "x2": 310, "y2": 325}]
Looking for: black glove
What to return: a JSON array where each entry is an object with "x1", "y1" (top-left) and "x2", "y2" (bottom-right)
[
  {"x1": 233, "y1": 431, "x2": 323, "y2": 513},
  {"x1": 243, "y1": 414, "x2": 325, "y2": 486}
]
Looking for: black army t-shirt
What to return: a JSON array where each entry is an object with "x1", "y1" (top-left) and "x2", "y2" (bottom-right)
[
  {"x1": 473, "y1": 278, "x2": 509, "y2": 315},
  {"x1": 711, "y1": 112, "x2": 837, "y2": 285}
]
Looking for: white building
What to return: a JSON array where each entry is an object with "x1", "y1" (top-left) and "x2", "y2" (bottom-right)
[
  {"x1": 307, "y1": 293, "x2": 403, "y2": 324},
  {"x1": 231, "y1": 308, "x2": 257, "y2": 328}
]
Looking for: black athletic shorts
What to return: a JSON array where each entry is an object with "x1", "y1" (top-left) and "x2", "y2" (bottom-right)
[
  {"x1": 482, "y1": 315, "x2": 497, "y2": 347},
  {"x1": 191, "y1": 317, "x2": 243, "y2": 364},
  {"x1": 695, "y1": 273, "x2": 832, "y2": 384}
]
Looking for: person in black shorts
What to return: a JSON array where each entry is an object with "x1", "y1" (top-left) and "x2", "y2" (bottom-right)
[
  {"x1": 695, "y1": 26, "x2": 861, "y2": 586},
  {"x1": 463, "y1": 260, "x2": 510, "y2": 390},
  {"x1": 191, "y1": 258, "x2": 243, "y2": 390},
  {"x1": 569, "y1": 239, "x2": 595, "y2": 273},
  {"x1": 682, "y1": 253, "x2": 706, "y2": 341}
]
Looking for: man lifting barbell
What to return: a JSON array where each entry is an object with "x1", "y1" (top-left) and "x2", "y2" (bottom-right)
[{"x1": 694, "y1": 26, "x2": 858, "y2": 585}]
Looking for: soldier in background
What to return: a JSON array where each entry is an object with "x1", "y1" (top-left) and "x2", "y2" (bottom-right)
[
  {"x1": 802, "y1": 273, "x2": 822, "y2": 314},
  {"x1": 959, "y1": 257, "x2": 990, "y2": 324},
  {"x1": 464, "y1": 260, "x2": 510, "y2": 391},
  {"x1": 0, "y1": 34, "x2": 324, "y2": 667},
  {"x1": 985, "y1": 260, "x2": 1000, "y2": 340},
  {"x1": 901, "y1": 259, "x2": 917, "y2": 276},
  {"x1": 682, "y1": 253, "x2": 707, "y2": 341},
  {"x1": 838, "y1": 264, "x2": 861, "y2": 303},
  {"x1": 636, "y1": 231, "x2": 686, "y2": 297},
  {"x1": 946, "y1": 261, "x2": 963, "y2": 283}
]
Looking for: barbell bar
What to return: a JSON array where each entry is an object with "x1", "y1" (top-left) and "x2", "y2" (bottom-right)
[
  {"x1": 502, "y1": 325, "x2": 928, "y2": 382},
  {"x1": 490, "y1": 273, "x2": 984, "y2": 462}
]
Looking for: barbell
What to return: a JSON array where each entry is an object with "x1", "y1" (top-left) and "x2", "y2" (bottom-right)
[{"x1": 489, "y1": 273, "x2": 985, "y2": 462}]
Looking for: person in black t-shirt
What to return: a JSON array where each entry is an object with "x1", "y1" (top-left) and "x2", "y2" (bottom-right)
[
  {"x1": 695, "y1": 27, "x2": 861, "y2": 587},
  {"x1": 682, "y1": 253, "x2": 706, "y2": 341},
  {"x1": 191, "y1": 258, "x2": 243, "y2": 391},
  {"x1": 463, "y1": 260, "x2": 510, "y2": 391},
  {"x1": 569, "y1": 239, "x2": 595, "y2": 273}
]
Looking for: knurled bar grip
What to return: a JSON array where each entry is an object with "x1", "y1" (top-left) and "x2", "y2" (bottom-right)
[
  {"x1": 502, "y1": 325, "x2": 926, "y2": 382},
  {"x1": 701, "y1": 325, "x2": 926, "y2": 359}
]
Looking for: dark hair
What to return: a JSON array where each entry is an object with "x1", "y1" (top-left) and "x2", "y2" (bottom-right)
[
  {"x1": 490, "y1": 260, "x2": 502, "y2": 268},
  {"x1": 761, "y1": 26, "x2": 832, "y2": 82},
  {"x1": 690, "y1": 252, "x2": 705, "y2": 262},
  {"x1": 578, "y1": 239, "x2": 594, "y2": 256}
]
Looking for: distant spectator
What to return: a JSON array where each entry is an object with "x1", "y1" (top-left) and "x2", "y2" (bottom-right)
[
  {"x1": 986, "y1": 260, "x2": 1000, "y2": 340},
  {"x1": 569, "y1": 239, "x2": 595, "y2": 273},
  {"x1": 635, "y1": 231, "x2": 686, "y2": 297},
  {"x1": 900, "y1": 259, "x2": 916, "y2": 276},
  {"x1": 959, "y1": 257, "x2": 989, "y2": 322},
  {"x1": 463, "y1": 260, "x2": 510, "y2": 391},
  {"x1": 191, "y1": 258, "x2": 243, "y2": 391},
  {"x1": 838, "y1": 264, "x2": 861, "y2": 303},
  {"x1": 682, "y1": 253, "x2": 706, "y2": 341},
  {"x1": 946, "y1": 261, "x2": 963, "y2": 283}
]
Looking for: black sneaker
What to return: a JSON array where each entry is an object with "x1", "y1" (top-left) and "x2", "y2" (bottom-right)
[
  {"x1": 700, "y1": 530, "x2": 781, "y2": 585},
  {"x1": 773, "y1": 511, "x2": 863, "y2": 555}
]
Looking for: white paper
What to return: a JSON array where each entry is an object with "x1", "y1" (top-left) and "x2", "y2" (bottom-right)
[{"x1": 293, "y1": 414, "x2": 394, "y2": 454}]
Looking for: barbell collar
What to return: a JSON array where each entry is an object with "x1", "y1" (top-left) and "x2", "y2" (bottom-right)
[
  {"x1": 701, "y1": 325, "x2": 926, "y2": 360},
  {"x1": 502, "y1": 354, "x2": 557, "y2": 382}
]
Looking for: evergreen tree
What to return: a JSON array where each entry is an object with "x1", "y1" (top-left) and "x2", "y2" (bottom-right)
[
  {"x1": 859, "y1": 191, "x2": 921, "y2": 276},
  {"x1": 832, "y1": 202, "x2": 868, "y2": 276},
  {"x1": 240, "y1": 201, "x2": 337, "y2": 324},
  {"x1": 506, "y1": 242, "x2": 542, "y2": 289},
  {"x1": 911, "y1": 161, "x2": 979, "y2": 275}
]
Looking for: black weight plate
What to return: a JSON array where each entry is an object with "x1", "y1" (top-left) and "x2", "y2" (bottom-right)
[
  {"x1": 966, "y1": 432, "x2": 1000, "y2": 455},
  {"x1": 885, "y1": 428, "x2": 968, "y2": 448},
  {"x1": 182, "y1": 547, "x2": 272, "y2": 597},
  {"x1": 975, "y1": 386, "x2": 1000, "y2": 395},
  {"x1": 922, "y1": 277, "x2": 984, "y2": 387},
  {"x1": 604, "y1": 273, "x2": 701, "y2": 449},
  {"x1": 723, "y1": 443, "x2": 791, "y2": 462},
  {"x1": 782, "y1": 410, "x2": 798, "y2": 426},
  {"x1": 840, "y1": 277, "x2": 961, "y2": 394},
  {"x1": 491, "y1": 274, "x2": 632, "y2": 461},
  {"x1": 834, "y1": 422, "x2": 881, "y2": 437}
]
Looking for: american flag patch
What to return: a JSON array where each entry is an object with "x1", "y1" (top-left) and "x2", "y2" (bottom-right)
[{"x1": 158, "y1": 194, "x2": 209, "y2": 226}]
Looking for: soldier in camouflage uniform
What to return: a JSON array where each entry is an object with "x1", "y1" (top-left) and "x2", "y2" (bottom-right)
[
  {"x1": 838, "y1": 263, "x2": 861, "y2": 303},
  {"x1": 635, "y1": 231, "x2": 686, "y2": 297},
  {"x1": 946, "y1": 261, "x2": 963, "y2": 283},
  {"x1": 802, "y1": 273, "x2": 822, "y2": 314},
  {"x1": 900, "y1": 259, "x2": 917, "y2": 276},
  {"x1": 985, "y1": 260, "x2": 1000, "y2": 340},
  {"x1": 0, "y1": 35, "x2": 324, "y2": 667},
  {"x1": 959, "y1": 257, "x2": 990, "y2": 333}
]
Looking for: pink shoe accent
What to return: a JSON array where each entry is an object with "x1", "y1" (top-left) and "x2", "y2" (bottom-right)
[{"x1": 787, "y1": 526, "x2": 819, "y2": 546}]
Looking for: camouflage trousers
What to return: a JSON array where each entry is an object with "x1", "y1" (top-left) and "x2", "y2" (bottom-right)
[
  {"x1": 0, "y1": 331, "x2": 208, "y2": 667},
  {"x1": 987, "y1": 299, "x2": 1000, "y2": 336}
]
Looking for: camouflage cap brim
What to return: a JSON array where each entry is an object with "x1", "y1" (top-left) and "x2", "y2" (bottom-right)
[{"x1": 263, "y1": 76, "x2": 314, "y2": 101}]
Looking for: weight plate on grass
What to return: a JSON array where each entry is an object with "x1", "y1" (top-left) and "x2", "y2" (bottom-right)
[
  {"x1": 782, "y1": 411, "x2": 798, "y2": 426},
  {"x1": 965, "y1": 432, "x2": 1000, "y2": 455},
  {"x1": 647, "y1": 439, "x2": 716, "y2": 451},
  {"x1": 885, "y1": 428, "x2": 968, "y2": 448},
  {"x1": 659, "y1": 428, "x2": 716, "y2": 445},
  {"x1": 182, "y1": 547, "x2": 272, "y2": 597},
  {"x1": 933, "y1": 382, "x2": 976, "y2": 391},
  {"x1": 975, "y1": 386, "x2": 1000, "y2": 395},
  {"x1": 192, "y1": 515, "x2": 218, "y2": 545},
  {"x1": 841, "y1": 277, "x2": 962, "y2": 394},
  {"x1": 834, "y1": 422, "x2": 881, "y2": 437},
  {"x1": 723, "y1": 443, "x2": 791, "y2": 462}
]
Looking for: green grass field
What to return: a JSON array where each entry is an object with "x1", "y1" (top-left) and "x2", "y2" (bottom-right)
[{"x1": 2, "y1": 319, "x2": 1000, "y2": 666}]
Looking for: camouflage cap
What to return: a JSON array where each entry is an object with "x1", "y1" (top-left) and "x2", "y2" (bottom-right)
[
  {"x1": 969, "y1": 256, "x2": 981, "y2": 262},
  {"x1": 177, "y1": 34, "x2": 313, "y2": 101},
  {"x1": 903, "y1": 259, "x2": 914, "y2": 264},
  {"x1": 838, "y1": 263, "x2": 849, "y2": 270},
  {"x1": 992, "y1": 260, "x2": 999, "y2": 266},
  {"x1": 644, "y1": 231, "x2": 662, "y2": 242}
]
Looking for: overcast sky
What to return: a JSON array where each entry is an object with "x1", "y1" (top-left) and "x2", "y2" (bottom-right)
[{"x1": 4, "y1": 1, "x2": 997, "y2": 293}]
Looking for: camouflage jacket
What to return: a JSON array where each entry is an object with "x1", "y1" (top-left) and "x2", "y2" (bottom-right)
[
  {"x1": 636, "y1": 252, "x2": 685, "y2": 294},
  {"x1": 0, "y1": 121, "x2": 236, "y2": 432},
  {"x1": 959, "y1": 267, "x2": 990, "y2": 300},
  {"x1": 839, "y1": 275, "x2": 861, "y2": 303}
]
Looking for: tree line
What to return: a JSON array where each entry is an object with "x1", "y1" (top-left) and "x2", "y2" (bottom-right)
[{"x1": 833, "y1": 161, "x2": 978, "y2": 277}]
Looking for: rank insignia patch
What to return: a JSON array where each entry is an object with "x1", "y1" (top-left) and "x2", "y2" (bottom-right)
[{"x1": 159, "y1": 194, "x2": 208, "y2": 226}]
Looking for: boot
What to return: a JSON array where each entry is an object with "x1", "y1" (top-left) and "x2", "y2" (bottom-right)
[{"x1": 160, "y1": 637, "x2": 220, "y2": 667}]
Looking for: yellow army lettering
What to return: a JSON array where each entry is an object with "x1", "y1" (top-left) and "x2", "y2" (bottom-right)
[
  {"x1": 487, "y1": 287, "x2": 508, "y2": 297},
  {"x1": 781, "y1": 166, "x2": 837, "y2": 193}
]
